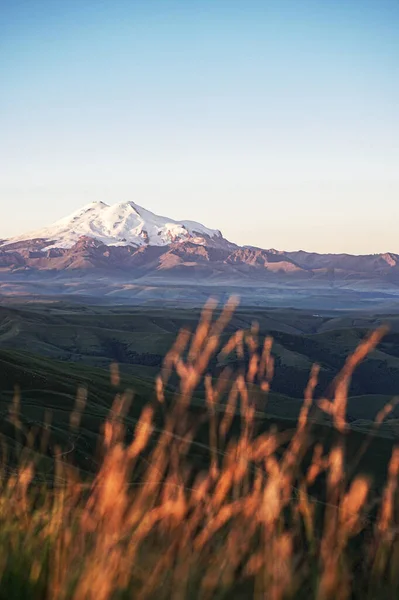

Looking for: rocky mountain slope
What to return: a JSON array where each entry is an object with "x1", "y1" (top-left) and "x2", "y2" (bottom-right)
[{"x1": 1, "y1": 202, "x2": 399, "y2": 284}]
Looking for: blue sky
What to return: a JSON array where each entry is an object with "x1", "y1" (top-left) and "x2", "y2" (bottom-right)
[{"x1": 1, "y1": 0, "x2": 398, "y2": 253}]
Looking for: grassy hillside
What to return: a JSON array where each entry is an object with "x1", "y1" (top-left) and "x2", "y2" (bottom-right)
[
  {"x1": 0, "y1": 348, "x2": 157, "y2": 474},
  {"x1": 0, "y1": 301, "x2": 399, "y2": 599},
  {"x1": 0, "y1": 299, "x2": 399, "y2": 484},
  {"x1": 2, "y1": 302, "x2": 399, "y2": 419}
]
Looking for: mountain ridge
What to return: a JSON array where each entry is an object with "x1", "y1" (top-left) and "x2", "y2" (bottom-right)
[{"x1": 1, "y1": 202, "x2": 399, "y2": 283}]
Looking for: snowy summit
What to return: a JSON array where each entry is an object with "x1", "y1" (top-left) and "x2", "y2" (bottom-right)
[{"x1": 3, "y1": 201, "x2": 224, "y2": 250}]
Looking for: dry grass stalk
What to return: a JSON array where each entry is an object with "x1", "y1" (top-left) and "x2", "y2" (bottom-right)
[
  {"x1": 318, "y1": 326, "x2": 389, "y2": 432},
  {"x1": 0, "y1": 299, "x2": 396, "y2": 600}
]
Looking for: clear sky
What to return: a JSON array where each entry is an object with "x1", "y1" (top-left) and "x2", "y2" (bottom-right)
[{"x1": 1, "y1": 0, "x2": 398, "y2": 254}]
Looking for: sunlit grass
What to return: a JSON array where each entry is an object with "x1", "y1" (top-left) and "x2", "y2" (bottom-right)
[{"x1": 0, "y1": 298, "x2": 398, "y2": 599}]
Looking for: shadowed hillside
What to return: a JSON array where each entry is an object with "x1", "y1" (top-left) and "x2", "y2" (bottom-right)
[{"x1": 0, "y1": 300, "x2": 399, "y2": 599}]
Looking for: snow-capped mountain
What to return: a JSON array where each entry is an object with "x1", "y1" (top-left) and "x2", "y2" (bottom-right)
[
  {"x1": 2, "y1": 201, "x2": 227, "y2": 250},
  {"x1": 1, "y1": 201, "x2": 399, "y2": 290}
]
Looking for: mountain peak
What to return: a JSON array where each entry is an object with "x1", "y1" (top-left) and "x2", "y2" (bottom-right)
[{"x1": 3, "y1": 201, "x2": 228, "y2": 251}]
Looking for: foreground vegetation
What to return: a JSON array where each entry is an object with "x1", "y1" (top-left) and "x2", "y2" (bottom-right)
[{"x1": 1, "y1": 298, "x2": 399, "y2": 599}]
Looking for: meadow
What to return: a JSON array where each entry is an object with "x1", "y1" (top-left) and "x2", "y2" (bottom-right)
[{"x1": 0, "y1": 298, "x2": 399, "y2": 598}]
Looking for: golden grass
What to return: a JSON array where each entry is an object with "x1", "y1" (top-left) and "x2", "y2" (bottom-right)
[{"x1": 0, "y1": 298, "x2": 398, "y2": 599}]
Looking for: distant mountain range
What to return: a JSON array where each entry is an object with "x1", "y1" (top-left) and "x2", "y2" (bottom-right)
[{"x1": 1, "y1": 201, "x2": 399, "y2": 284}]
